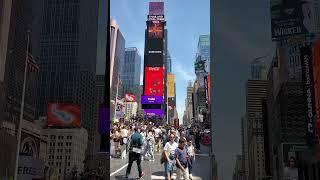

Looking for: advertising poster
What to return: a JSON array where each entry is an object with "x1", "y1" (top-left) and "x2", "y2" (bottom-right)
[
  {"x1": 18, "y1": 155, "x2": 46, "y2": 180},
  {"x1": 270, "y1": 0, "x2": 313, "y2": 40},
  {"x1": 125, "y1": 94, "x2": 136, "y2": 102},
  {"x1": 141, "y1": 95, "x2": 163, "y2": 104},
  {"x1": 47, "y1": 103, "x2": 81, "y2": 128},
  {"x1": 300, "y1": 43, "x2": 316, "y2": 146},
  {"x1": 281, "y1": 143, "x2": 308, "y2": 180},
  {"x1": 313, "y1": 39, "x2": 320, "y2": 158},
  {"x1": 144, "y1": 67, "x2": 164, "y2": 96},
  {"x1": 144, "y1": 109, "x2": 163, "y2": 118},
  {"x1": 167, "y1": 73, "x2": 175, "y2": 98},
  {"x1": 149, "y1": 2, "x2": 164, "y2": 15},
  {"x1": 148, "y1": 21, "x2": 163, "y2": 39},
  {"x1": 284, "y1": 43, "x2": 303, "y2": 80}
]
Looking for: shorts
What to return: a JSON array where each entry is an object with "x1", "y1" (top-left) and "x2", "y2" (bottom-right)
[{"x1": 164, "y1": 161, "x2": 174, "y2": 175}]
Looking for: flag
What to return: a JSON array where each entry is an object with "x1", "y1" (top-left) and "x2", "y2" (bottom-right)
[{"x1": 27, "y1": 52, "x2": 39, "y2": 72}]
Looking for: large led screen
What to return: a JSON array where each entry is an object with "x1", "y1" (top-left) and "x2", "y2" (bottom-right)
[
  {"x1": 144, "y1": 109, "x2": 163, "y2": 117},
  {"x1": 145, "y1": 52, "x2": 163, "y2": 67},
  {"x1": 149, "y1": 2, "x2": 164, "y2": 15},
  {"x1": 148, "y1": 21, "x2": 163, "y2": 39},
  {"x1": 47, "y1": 103, "x2": 81, "y2": 128},
  {"x1": 98, "y1": 105, "x2": 109, "y2": 135},
  {"x1": 144, "y1": 66, "x2": 164, "y2": 96},
  {"x1": 141, "y1": 95, "x2": 163, "y2": 104}
]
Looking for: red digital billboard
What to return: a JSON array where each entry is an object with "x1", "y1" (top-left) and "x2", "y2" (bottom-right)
[
  {"x1": 148, "y1": 21, "x2": 163, "y2": 39},
  {"x1": 144, "y1": 66, "x2": 164, "y2": 96},
  {"x1": 125, "y1": 94, "x2": 136, "y2": 102},
  {"x1": 47, "y1": 103, "x2": 81, "y2": 128}
]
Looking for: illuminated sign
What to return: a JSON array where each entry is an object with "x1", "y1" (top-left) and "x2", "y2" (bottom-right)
[
  {"x1": 144, "y1": 109, "x2": 163, "y2": 117},
  {"x1": 125, "y1": 94, "x2": 136, "y2": 102},
  {"x1": 47, "y1": 103, "x2": 81, "y2": 128},
  {"x1": 141, "y1": 95, "x2": 163, "y2": 104},
  {"x1": 144, "y1": 66, "x2": 164, "y2": 96},
  {"x1": 149, "y1": 2, "x2": 164, "y2": 15},
  {"x1": 148, "y1": 21, "x2": 163, "y2": 38}
]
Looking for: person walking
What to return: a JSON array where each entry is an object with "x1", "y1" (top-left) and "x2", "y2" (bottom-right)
[
  {"x1": 125, "y1": 126, "x2": 145, "y2": 179},
  {"x1": 162, "y1": 133, "x2": 178, "y2": 180},
  {"x1": 175, "y1": 138, "x2": 189, "y2": 180},
  {"x1": 186, "y1": 137, "x2": 196, "y2": 179},
  {"x1": 120, "y1": 126, "x2": 129, "y2": 160},
  {"x1": 144, "y1": 130, "x2": 155, "y2": 161},
  {"x1": 194, "y1": 127, "x2": 201, "y2": 153},
  {"x1": 154, "y1": 125, "x2": 162, "y2": 153}
]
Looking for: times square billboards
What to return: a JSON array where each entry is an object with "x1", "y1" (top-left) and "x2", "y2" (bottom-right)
[{"x1": 142, "y1": 2, "x2": 166, "y2": 120}]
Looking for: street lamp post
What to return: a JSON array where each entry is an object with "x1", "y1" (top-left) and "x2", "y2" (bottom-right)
[{"x1": 113, "y1": 75, "x2": 120, "y2": 123}]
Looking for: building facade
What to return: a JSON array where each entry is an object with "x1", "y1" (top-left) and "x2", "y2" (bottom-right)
[
  {"x1": 246, "y1": 80, "x2": 268, "y2": 180},
  {"x1": 44, "y1": 128, "x2": 88, "y2": 180},
  {"x1": 110, "y1": 18, "x2": 125, "y2": 122},
  {"x1": 124, "y1": 102, "x2": 138, "y2": 119},
  {"x1": 122, "y1": 47, "x2": 141, "y2": 96},
  {"x1": 233, "y1": 155, "x2": 246, "y2": 180}
]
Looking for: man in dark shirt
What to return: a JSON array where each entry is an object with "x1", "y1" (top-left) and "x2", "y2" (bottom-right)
[
  {"x1": 125, "y1": 126, "x2": 145, "y2": 179},
  {"x1": 175, "y1": 138, "x2": 189, "y2": 180}
]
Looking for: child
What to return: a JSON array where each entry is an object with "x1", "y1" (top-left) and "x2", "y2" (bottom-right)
[{"x1": 186, "y1": 137, "x2": 196, "y2": 179}]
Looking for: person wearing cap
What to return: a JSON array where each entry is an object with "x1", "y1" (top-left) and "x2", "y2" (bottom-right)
[{"x1": 125, "y1": 126, "x2": 145, "y2": 179}]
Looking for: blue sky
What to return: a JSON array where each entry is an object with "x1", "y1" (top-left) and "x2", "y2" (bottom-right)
[{"x1": 111, "y1": 0, "x2": 210, "y2": 121}]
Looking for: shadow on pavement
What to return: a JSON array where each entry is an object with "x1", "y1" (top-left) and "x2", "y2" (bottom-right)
[{"x1": 152, "y1": 171, "x2": 165, "y2": 176}]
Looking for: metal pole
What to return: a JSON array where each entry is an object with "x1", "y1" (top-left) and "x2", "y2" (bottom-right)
[
  {"x1": 113, "y1": 75, "x2": 119, "y2": 123},
  {"x1": 14, "y1": 30, "x2": 30, "y2": 180}
]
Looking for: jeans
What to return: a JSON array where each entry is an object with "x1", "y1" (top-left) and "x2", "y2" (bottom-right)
[
  {"x1": 164, "y1": 161, "x2": 174, "y2": 180},
  {"x1": 126, "y1": 152, "x2": 143, "y2": 177},
  {"x1": 187, "y1": 158, "x2": 194, "y2": 174},
  {"x1": 144, "y1": 145, "x2": 154, "y2": 160}
]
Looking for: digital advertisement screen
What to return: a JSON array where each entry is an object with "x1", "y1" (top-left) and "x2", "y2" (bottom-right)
[
  {"x1": 148, "y1": 21, "x2": 163, "y2": 39},
  {"x1": 144, "y1": 66, "x2": 164, "y2": 96},
  {"x1": 47, "y1": 103, "x2": 81, "y2": 128},
  {"x1": 144, "y1": 109, "x2": 163, "y2": 117},
  {"x1": 145, "y1": 52, "x2": 163, "y2": 67},
  {"x1": 167, "y1": 73, "x2": 175, "y2": 98},
  {"x1": 141, "y1": 95, "x2": 163, "y2": 104},
  {"x1": 125, "y1": 94, "x2": 136, "y2": 102},
  {"x1": 149, "y1": 2, "x2": 164, "y2": 15}
]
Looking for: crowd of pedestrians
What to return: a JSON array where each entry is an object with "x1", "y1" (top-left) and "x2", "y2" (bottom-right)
[{"x1": 110, "y1": 121, "x2": 203, "y2": 179}]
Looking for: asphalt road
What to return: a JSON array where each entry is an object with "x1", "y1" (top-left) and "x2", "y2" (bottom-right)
[{"x1": 110, "y1": 144, "x2": 211, "y2": 180}]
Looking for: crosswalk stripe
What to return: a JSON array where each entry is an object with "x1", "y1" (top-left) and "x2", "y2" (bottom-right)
[
  {"x1": 195, "y1": 153, "x2": 209, "y2": 157},
  {"x1": 151, "y1": 173, "x2": 177, "y2": 180}
]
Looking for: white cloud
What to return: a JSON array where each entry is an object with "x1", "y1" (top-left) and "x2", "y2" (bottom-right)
[{"x1": 173, "y1": 60, "x2": 195, "y2": 82}]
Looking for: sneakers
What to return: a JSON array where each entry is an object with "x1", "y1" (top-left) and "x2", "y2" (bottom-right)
[
  {"x1": 189, "y1": 174, "x2": 193, "y2": 180},
  {"x1": 139, "y1": 171, "x2": 145, "y2": 178}
]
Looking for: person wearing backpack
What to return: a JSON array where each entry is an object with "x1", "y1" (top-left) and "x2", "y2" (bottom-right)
[{"x1": 125, "y1": 126, "x2": 145, "y2": 179}]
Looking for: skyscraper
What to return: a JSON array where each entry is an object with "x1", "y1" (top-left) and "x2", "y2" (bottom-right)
[
  {"x1": 246, "y1": 80, "x2": 268, "y2": 180},
  {"x1": 38, "y1": 0, "x2": 102, "y2": 155},
  {"x1": 122, "y1": 47, "x2": 141, "y2": 96},
  {"x1": 250, "y1": 56, "x2": 268, "y2": 80},
  {"x1": 110, "y1": 18, "x2": 126, "y2": 122}
]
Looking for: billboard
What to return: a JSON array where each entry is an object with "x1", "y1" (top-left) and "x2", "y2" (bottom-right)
[
  {"x1": 313, "y1": 39, "x2": 320, "y2": 154},
  {"x1": 47, "y1": 103, "x2": 81, "y2": 128},
  {"x1": 98, "y1": 105, "x2": 109, "y2": 135},
  {"x1": 148, "y1": 21, "x2": 163, "y2": 39},
  {"x1": 141, "y1": 95, "x2": 163, "y2": 104},
  {"x1": 149, "y1": 2, "x2": 164, "y2": 15},
  {"x1": 300, "y1": 43, "x2": 316, "y2": 146},
  {"x1": 125, "y1": 94, "x2": 136, "y2": 102},
  {"x1": 167, "y1": 73, "x2": 175, "y2": 98},
  {"x1": 144, "y1": 66, "x2": 164, "y2": 96},
  {"x1": 270, "y1": 0, "x2": 314, "y2": 40},
  {"x1": 144, "y1": 109, "x2": 163, "y2": 117}
]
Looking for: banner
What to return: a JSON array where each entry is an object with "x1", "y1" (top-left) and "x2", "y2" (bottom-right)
[
  {"x1": 300, "y1": 43, "x2": 315, "y2": 146},
  {"x1": 125, "y1": 94, "x2": 136, "y2": 102},
  {"x1": 18, "y1": 156, "x2": 46, "y2": 179},
  {"x1": 149, "y1": 2, "x2": 164, "y2": 15},
  {"x1": 47, "y1": 103, "x2": 81, "y2": 128},
  {"x1": 167, "y1": 73, "x2": 175, "y2": 98},
  {"x1": 270, "y1": 0, "x2": 313, "y2": 40},
  {"x1": 313, "y1": 39, "x2": 320, "y2": 154},
  {"x1": 144, "y1": 109, "x2": 163, "y2": 118}
]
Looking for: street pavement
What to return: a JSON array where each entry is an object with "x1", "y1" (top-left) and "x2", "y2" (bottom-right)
[{"x1": 110, "y1": 144, "x2": 211, "y2": 180}]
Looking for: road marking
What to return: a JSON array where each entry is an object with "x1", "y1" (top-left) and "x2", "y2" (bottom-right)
[
  {"x1": 110, "y1": 163, "x2": 128, "y2": 177},
  {"x1": 195, "y1": 153, "x2": 209, "y2": 157},
  {"x1": 151, "y1": 173, "x2": 177, "y2": 179}
]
